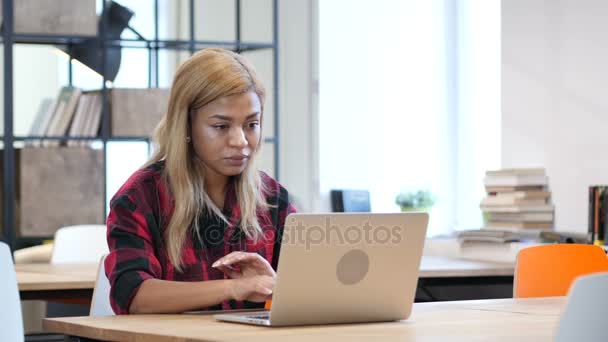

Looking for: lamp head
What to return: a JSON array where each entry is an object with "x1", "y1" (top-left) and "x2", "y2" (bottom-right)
[{"x1": 66, "y1": 1, "x2": 135, "y2": 81}]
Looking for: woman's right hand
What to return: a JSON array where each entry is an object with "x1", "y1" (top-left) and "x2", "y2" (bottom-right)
[{"x1": 229, "y1": 274, "x2": 275, "y2": 302}]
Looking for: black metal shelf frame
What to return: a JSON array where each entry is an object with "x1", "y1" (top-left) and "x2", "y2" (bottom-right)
[
  {"x1": 1, "y1": 0, "x2": 279, "y2": 250},
  {"x1": 2, "y1": 35, "x2": 276, "y2": 51}
]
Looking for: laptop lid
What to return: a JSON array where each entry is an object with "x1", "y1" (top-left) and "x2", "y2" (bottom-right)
[{"x1": 268, "y1": 212, "x2": 428, "y2": 326}]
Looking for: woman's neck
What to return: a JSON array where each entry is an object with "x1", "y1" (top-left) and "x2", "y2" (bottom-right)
[{"x1": 204, "y1": 170, "x2": 229, "y2": 209}]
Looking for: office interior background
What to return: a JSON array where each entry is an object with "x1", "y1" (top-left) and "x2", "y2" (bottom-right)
[{"x1": 0, "y1": 0, "x2": 605, "y2": 240}]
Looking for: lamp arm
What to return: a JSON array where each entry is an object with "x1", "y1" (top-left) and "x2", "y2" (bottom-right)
[{"x1": 126, "y1": 25, "x2": 146, "y2": 41}]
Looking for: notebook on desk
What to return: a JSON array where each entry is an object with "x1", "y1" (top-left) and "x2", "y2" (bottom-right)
[{"x1": 214, "y1": 212, "x2": 429, "y2": 326}]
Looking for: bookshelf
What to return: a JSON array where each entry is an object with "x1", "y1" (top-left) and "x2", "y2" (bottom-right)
[{"x1": 0, "y1": 0, "x2": 280, "y2": 250}]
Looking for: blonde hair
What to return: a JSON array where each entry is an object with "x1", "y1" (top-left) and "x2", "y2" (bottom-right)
[{"x1": 148, "y1": 48, "x2": 269, "y2": 271}]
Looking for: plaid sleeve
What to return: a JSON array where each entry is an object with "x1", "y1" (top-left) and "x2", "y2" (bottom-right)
[
  {"x1": 270, "y1": 184, "x2": 297, "y2": 270},
  {"x1": 105, "y1": 187, "x2": 163, "y2": 315}
]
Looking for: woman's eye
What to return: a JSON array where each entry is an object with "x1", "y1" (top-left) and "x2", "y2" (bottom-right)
[
  {"x1": 247, "y1": 122, "x2": 260, "y2": 129},
  {"x1": 214, "y1": 125, "x2": 228, "y2": 130}
]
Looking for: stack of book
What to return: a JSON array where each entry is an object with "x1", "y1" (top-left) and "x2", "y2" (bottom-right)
[
  {"x1": 480, "y1": 168, "x2": 554, "y2": 230},
  {"x1": 30, "y1": 87, "x2": 102, "y2": 146},
  {"x1": 30, "y1": 86, "x2": 170, "y2": 144}
]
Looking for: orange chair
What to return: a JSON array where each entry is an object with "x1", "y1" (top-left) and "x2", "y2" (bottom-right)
[{"x1": 514, "y1": 244, "x2": 608, "y2": 298}]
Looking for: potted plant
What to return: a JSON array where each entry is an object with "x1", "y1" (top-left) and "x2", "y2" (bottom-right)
[{"x1": 395, "y1": 189, "x2": 436, "y2": 212}]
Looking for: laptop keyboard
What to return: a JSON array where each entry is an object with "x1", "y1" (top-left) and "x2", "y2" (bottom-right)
[{"x1": 247, "y1": 314, "x2": 270, "y2": 320}]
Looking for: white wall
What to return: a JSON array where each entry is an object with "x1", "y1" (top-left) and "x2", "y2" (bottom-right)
[
  {"x1": 502, "y1": 0, "x2": 608, "y2": 232},
  {"x1": 0, "y1": 46, "x2": 60, "y2": 135},
  {"x1": 277, "y1": 0, "x2": 317, "y2": 212}
]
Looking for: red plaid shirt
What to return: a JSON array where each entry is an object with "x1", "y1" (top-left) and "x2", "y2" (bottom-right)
[{"x1": 105, "y1": 161, "x2": 296, "y2": 314}]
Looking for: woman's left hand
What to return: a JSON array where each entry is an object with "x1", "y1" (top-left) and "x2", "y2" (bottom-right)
[{"x1": 212, "y1": 251, "x2": 276, "y2": 279}]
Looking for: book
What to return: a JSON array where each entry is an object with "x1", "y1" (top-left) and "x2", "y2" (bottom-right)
[
  {"x1": 488, "y1": 212, "x2": 554, "y2": 222},
  {"x1": 29, "y1": 98, "x2": 54, "y2": 136},
  {"x1": 484, "y1": 221, "x2": 553, "y2": 229},
  {"x1": 85, "y1": 93, "x2": 103, "y2": 138},
  {"x1": 67, "y1": 94, "x2": 91, "y2": 147},
  {"x1": 588, "y1": 186, "x2": 607, "y2": 245},
  {"x1": 481, "y1": 196, "x2": 547, "y2": 207},
  {"x1": 539, "y1": 231, "x2": 588, "y2": 244},
  {"x1": 486, "y1": 190, "x2": 549, "y2": 199},
  {"x1": 480, "y1": 204, "x2": 554, "y2": 213},
  {"x1": 485, "y1": 168, "x2": 546, "y2": 176},
  {"x1": 485, "y1": 185, "x2": 546, "y2": 193},
  {"x1": 28, "y1": 98, "x2": 56, "y2": 147},
  {"x1": 46, "y1": 87, "x2": 78, "y2": 137},
  {"x1": 457, "y1": 228, "x2": 549, "y2": 243},
  {"x1": 484, "y1": 174, "x2": 548, "y2": 187}
]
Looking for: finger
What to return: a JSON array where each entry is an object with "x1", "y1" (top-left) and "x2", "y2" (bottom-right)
[
  {"x1": 254, "y1": 275, "x2": 274, "y2": 291},
  {"x1": 215, "y1": 265, "x2": 242, "y2": 279},
  {"x1": 255, "y1": 282, "x2": 273, "y2": 296},
  {"x1": 211, "y1": 252, "x2": 242, "y2": 267},
  {"x1": 215, "y1": 253, "x2": 260, "y2": 268},
  {"x1": 213, "y1": 252, "x2": 249, "y2": 267}
]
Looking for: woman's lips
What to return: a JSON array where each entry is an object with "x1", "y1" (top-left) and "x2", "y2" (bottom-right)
[{"x1": 224, "y1": 155, "x2": 249, "y2": 166}]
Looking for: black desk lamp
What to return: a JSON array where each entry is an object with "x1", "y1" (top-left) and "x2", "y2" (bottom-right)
[{"x1": 66, "y1": 1, "x2": 143, "y2": 81}]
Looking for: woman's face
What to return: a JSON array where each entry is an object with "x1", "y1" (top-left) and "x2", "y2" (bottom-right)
[{"x1": 190, "y1": 90, "x2": 262, "y2": 179}]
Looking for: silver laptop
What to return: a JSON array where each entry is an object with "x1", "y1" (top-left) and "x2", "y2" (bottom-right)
[{"x1": 214, "y1": 212, "x2": 428, "y2": 326}]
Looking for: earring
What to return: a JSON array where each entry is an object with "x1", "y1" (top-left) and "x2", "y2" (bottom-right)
[{"x1": 186, "y1": 136, "x2": 191, "y2": 143}]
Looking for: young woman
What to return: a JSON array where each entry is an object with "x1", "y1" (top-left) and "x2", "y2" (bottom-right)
[{"x1": 105, "y1": 48, "x2": 296, "y2": 314}]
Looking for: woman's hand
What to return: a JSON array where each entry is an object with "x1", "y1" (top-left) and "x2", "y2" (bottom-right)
[
  {"x1": 212, "y1": 251, "x2": 276, "y2": 279},
  {"x1": 213, "y1": 252, "x2": 276, "y2": 302},
  {"x1": 229, "y1": 275, "x2": 275, "y2": 302}
]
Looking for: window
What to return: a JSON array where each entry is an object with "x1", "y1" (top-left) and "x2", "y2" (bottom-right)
[{"x1": 318, "y1": 0, "x2": 500, "y2": 236}]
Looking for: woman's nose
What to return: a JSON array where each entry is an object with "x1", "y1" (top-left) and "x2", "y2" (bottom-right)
[{"x1": 228, "y1": 127, "x2": 247, "y2": 147}]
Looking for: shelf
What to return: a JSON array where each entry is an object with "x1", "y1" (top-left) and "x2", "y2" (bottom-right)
[
  {"x1": 0, "y1": 136, "x2": 274, "y2": 143},
  {"x1": 1, "y1": 0, "x2": 280, "y2": 250},
  {"x1": 10, "y1": 136, "x2": 151, "y2": 142},
  {"x1": 1, "y1": 34, "x2": 276, "y2": 52}
]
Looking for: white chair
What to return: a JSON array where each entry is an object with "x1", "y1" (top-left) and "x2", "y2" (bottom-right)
[
  {"x1": 0, "y1": 241, "x2": 25, "y2": 342},
  {"x1": 90, "y1": 254, "x2": 114, "y2": 316},
  {"x1": 554, "y1": 272, "x2": 608, "y2": 342},
  {"x1": 51, "y1": 225, "x2": 108, "y2": 264}
]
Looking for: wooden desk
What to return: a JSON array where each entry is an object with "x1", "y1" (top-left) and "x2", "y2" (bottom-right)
[
  {"x1": 15, "y1": 263, "x2": 97, "y2": 301},
  {"x1": 44, "y1": 297, "x2": 564, "y2": 341},
  {"x1": 14, "y1": 258, "x2": 512, "y2": 302},
  {"x1": 417, "y1": 256, "x2": 514, "y2": 302},
  {"x1": 419, "y1": 256, "x2": 513, "y2": 278}
]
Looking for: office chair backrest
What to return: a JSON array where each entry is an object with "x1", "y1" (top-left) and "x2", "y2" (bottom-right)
[
  {"x1": 514, "y1": 244, "x2": 608, "y2": 298},
  {"x1": 90, "y1": 254, "x2": 114, "y2": 316},
  {"x1": 554, "y1": 272, "x2": 608, "y2": 342},
  {"x1": 0, "y1": 242, "x2": 25, "y2": 342},
  {"x1": 51, "y1": 225, "x2": 109, "y2": 264}
]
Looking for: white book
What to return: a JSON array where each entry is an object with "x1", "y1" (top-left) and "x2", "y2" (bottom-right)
[
  {"x1": 481, "y1": 197, "x2": 547, "y2": 207},
  {"x1": 485, "y1": 168, "x2": 546, "y2": 176},
  {"x1": 85, "y1": 93, "x2": 102, "y2": 138},
  {"x1": 67, "y1": 95, "x2": 90, "y2": 146},
  {"x1": 37, "y1": 100, "x2": 58, "y2": 139},
  {"x1": 55, "y1": 88, "x2": 82, "y2": 136},
  {"x1": 481, "y1": 204, "x2": 554, "y2": 213},
  {"x1": 29, "y1": 98, "x2": 53, "y2": 136},
  {"x1": 489, "y1": 212, "x2": 554, "y2": 222},
  {"x1": 484, "y1": 175, "x2": 549, "y2": 187}
]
